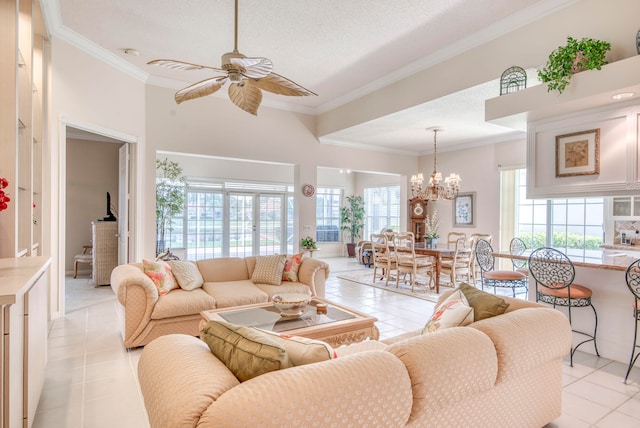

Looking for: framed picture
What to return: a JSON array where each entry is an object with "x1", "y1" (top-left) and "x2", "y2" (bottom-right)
[
  {"x1": 453, "y1": 192, "x2": 475, "y2": 227},
  {"x1": 555, "y1": 129, "x2": 600, "y2": 177}
]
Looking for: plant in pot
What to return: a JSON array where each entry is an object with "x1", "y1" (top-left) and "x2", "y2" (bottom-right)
[
  {"x1": 537, "y1": 36, "x2": 611, "y2": 94},
  {"x1": 340, "y1": 195, "x2": 365, "y2": 257},
  {"x1": 301, "y1": 236, "x2": 316, "y2": 250},
  {"x1": 423, "y1": 208, "x2": 440, "y2": 249},
  {"x1": 156, "y1": 158, "x2": 186, "y2": 256}
]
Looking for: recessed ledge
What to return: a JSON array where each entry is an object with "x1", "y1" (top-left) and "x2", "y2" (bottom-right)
[{"x1": 485, "y1": 55, "x2": 640, "y2": 130}]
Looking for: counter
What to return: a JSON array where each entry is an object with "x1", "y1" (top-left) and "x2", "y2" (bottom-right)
[{"x1": 495, "y1": 250, "x2": 636, "y2": 364}]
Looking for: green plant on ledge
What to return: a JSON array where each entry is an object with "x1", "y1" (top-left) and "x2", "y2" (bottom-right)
[
  {"x1": 301, "y1": 236, "x2": 316, "y2": 249},
  {"x1": 537, "y1": 36, "x2": 611, "y2": 94}
]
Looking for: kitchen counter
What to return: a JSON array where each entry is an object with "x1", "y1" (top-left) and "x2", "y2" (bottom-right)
[{"x1": 496, "y1": 250, "x2": 636, "y2": 272}]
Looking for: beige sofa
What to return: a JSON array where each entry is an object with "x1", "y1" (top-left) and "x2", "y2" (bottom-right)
[
  {"x1": 110, "y1": 256, "x2": 330, "y2": 348},
  {"x1": 137, "y1": 292, "x2": 572, "y2": 428}
]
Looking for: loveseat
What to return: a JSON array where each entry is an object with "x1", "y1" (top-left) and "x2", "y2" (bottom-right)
[
  {"x1": 137, "y1": 291, "x2": 572, "y2": 427},
  {"x1": 110, "y1": 255, "x2": 330, "y2": 348}
]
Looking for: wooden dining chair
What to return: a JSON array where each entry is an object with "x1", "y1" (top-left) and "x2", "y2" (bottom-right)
[
  {"x1": 371, "y1": 233, "x2": 397, "y2": 287},
  {"x1": 440, "y1": 237, "x2": 471, "y2": 287},
  {"x1": 394, "y1": 232, "x2": 433, "y2": 292}
]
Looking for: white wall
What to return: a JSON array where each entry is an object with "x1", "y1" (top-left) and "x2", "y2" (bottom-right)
[
  {"x1": 65, "y1": 138, "x2": 121, "y2": 272},
  {"x1": 50, "y1": 38, "x2": 146, "y2": 316}
]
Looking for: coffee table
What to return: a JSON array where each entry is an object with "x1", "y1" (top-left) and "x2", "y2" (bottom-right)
[{"x1": 200, "y1": 297, "x2": 379, "y2": 347}]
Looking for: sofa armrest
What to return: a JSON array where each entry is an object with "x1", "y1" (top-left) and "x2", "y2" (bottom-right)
[
  {"x1": 297, "y1": 258, "x2": 330, "y2": 297},
  {"x1": 110, "y1": 264, "x2": 160, "y2": 347},
  {"x1": 138, "y1": 334, "x2": 240, "y2": 428}
]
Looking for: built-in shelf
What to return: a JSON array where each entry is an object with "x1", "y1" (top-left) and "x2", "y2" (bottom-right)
[{"x1": 485, "y1": 55, "x2": 640, "y2": 130}]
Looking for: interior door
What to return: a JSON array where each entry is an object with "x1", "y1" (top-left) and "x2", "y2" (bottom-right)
[{"x1": 118, "y1": 144, "x2": 129, "y2": 264}]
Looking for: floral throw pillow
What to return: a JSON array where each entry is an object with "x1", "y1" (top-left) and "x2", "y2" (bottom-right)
[
  {"x1": 282, "y1": 253, "x2": 304, "y2": 282},
  {"x1": 142, "y1": 259, "x2": 178, "y2": 296},
  {"x1": 422, "y1": 289, "x2": 474, "y2": 334}
]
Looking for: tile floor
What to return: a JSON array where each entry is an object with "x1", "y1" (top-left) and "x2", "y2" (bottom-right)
[{"x1": 34, "y1": 257, "x2": 640, "y2": 427}]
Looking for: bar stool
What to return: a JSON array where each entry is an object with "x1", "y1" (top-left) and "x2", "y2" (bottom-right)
[
  {"x1": 528, "y1": 247, "x2": 599, "y2": 366},
  {"x1": 623, "y1": 258, "x2": 640, "y2": 383},
  {"x1": 509, "y1": 237, "x2": 530, "y2": 277},
  {"x1": 475, "y1": 239, "x2": 527, "y2": 297}
]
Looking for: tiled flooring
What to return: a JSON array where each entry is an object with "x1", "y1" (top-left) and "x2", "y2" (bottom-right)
[{"x1": 34, "y1": 257, "x2": 640, "y2": 427}]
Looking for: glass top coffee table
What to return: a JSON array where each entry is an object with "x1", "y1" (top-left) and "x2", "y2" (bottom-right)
[{"x1": 200, "y1": 297, "x2": 379, "y2": 347}]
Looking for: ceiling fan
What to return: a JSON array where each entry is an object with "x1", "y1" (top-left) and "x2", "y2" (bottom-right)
[{"x1": 148, "y1": 0, "x2": 316, "y2": 115}]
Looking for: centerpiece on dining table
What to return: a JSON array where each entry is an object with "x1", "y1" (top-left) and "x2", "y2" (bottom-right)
[{"x1": 424, "y1": 209, "x2": 440, "y2": 249}]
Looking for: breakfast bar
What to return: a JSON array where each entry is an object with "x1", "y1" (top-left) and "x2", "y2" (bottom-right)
[{"x1": 496, "y1": 250, "x2": 638, "y2": 364}]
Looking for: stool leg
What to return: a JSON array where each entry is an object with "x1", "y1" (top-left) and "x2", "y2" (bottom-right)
[
  {"x1": 591, "y1": 303, "x2": 600, "y2": 357},
  {"x1": 624, "y1": 316, "x2": 640, "y2": 384}
]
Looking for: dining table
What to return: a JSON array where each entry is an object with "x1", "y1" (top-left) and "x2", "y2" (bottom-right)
[{"x1": 413, "y1": 244, "x2": 456, "y2": 293}]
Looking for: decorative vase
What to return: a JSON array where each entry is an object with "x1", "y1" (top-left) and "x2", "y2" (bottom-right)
[{"x1": 425, "y1": 238, "x2": 438, "y2": 249}]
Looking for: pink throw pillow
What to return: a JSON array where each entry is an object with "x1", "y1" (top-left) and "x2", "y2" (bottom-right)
[
  {"x1": 282, "y1": 253, "x2": 304, "y2": 282},
  {"x1": 143, "y1": 259, "x2": 178, "y2": 296}
]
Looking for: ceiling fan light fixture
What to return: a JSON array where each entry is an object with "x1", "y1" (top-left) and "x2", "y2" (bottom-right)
[{"x1": 147, "y1": 0, "x2": 316, "y2": 115}]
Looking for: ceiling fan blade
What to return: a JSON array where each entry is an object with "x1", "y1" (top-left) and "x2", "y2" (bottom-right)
[
  {"x1": 228, "y1": 82, "x2": 262, "y2": 115},
  {"x1": 251, "y1": 72, "x2": 317, "y2": 96},
  {"x1": 232, "y1": 56, "x2": 272, "y2": 79},
  {"x1": 175, "y1": 76, "x2": 228, "y2": 104},
  {"x1": 148, "y1": 59, "x2": 225, "y2": 73}
]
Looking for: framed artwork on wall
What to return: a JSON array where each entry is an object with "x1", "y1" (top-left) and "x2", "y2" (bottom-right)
[
  {"x1": 453, "y1": 192, "x2": 475, "y2": 227},
  {"x1": 555, "y1": 129, "x2": 600, "y2": 177}
]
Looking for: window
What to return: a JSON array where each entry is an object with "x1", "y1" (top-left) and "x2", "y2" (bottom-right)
[
  {"x1": 364, "y1": 186, "x2": 400, "y2": 240},
  {"x1": 315, "y1": 187, "x2": 341, "y2": 242},
  {"x1": 510, "y1": 169, "x2": 604, "y2": 261}
]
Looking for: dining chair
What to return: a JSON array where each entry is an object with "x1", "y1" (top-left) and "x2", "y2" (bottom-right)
[
  {"x1": 371, "y1": 233, "x2": 397, "y2": 287},
  {"x1": 528, "y1": 247, "x2": 599, "y2": 367},
  {"x1": 73, "y1": 245, "x2": 93, "y2": 278},
  {"x1": 468, "y1": 233, "x2": 492, "y2": 284},
  {"x1": 475, "y1": 239, "x2": 527, "y2": 298},
  {"x1": 623, "y1": 259, "x2": 640, "y2": 383},
  {"x1": 440, "y1": 237, "x2": 471, "y2": 287},
  {"x1": 509, "y1": 237, "x2": 530, "y2": 277},
  {"x1": 447, "y1": 232, "x2": 467, "y2": 249},
  {"x1": 394, "y1": 232, "x2": 433, "y2": 292},
  {"x1": 356, "y1": 228, "x2": 393, "y2": 265}
]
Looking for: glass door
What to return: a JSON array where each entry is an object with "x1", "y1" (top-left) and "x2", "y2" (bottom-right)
[
  {"x1": 258, "y1": 194, "x2": 285, "y2": 255},
  {"x1": 228, "y1": 193, "x2": 255, "y2": 257}
]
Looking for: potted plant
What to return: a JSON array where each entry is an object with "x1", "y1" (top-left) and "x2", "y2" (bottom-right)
[
  {"x1": 340, "y1": 195, "x2": 365, "y2": 257},
  {"x1": 537, "y1": 36, "x2": 611, "y2": 94},
  {"x1": 301, "y1": 236, "x2": 316, "y2": 250},
  {"x1": 156, "y1": 158, "x2": 186, "y2": 256},
  {"x1": 423, "y1": 209, "x2": 440, "y2": 249}
]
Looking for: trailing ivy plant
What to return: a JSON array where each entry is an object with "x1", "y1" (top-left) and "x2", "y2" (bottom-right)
[
  {"x1": 537, "y1": 36, "x2": 611, "y2": 94},
  {"x1": 156, "y1": 158, "x2": 186, "y2": 255}
]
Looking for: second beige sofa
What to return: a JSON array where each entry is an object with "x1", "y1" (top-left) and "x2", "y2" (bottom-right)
[{"x1": 110, "y1": 256, "x2": 330, "y2": 348}]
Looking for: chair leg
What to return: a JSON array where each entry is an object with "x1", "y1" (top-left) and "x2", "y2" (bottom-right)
[
  {"x1": 624, "y1": 318, "x2": 640, "y2": 384},
  {"x1": 74, "y1": 260, "x2": 78, "y2": 278}
]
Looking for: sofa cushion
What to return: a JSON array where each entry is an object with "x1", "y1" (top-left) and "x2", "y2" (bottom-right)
[
  {"x1": 251, "y1": 254, "x2": 287, "y2": 285},
  {"x1": 335, "y1": 339, "x2": 388, "y2": 357},
  {"x1": 458, "y1": 282, "x2": 509, "y2": 321},
  {"x1": 255, "y1": 282, "x2": 312, "y2": 298},
  {"x1": 167, "y1": 260, "x2": 204, "y2": 291},
  {"x1": 259, "y1": 330, "x2": 337, "y2": 366},
  {"x1": 282, "y1": 253, "x2": 304, "y2": 282},
  {"x1": 202, "y1": 280, "x2": 269, "y2": 308},
  {"x1": 151, "y1": 288, "x2": 216, "y2": 320},
  {"x1": 143, "y1": 259, "x2": 178, "y2": 296},
  {"x1": 422, "y1": 289, "x2": 474, "y2": 334},
  {"x1": 200, "y1": 320, "x2": 292, "y2": 382},
  {"x1": 197, "y1": 258, "x2": 250, "y2": 282}
]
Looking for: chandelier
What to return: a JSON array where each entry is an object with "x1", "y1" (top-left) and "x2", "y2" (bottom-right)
[{"x1": 410, "y1": 127, "x2": 461, "y2": 201}]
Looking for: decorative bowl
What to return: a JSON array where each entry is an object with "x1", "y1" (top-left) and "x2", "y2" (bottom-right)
[{"x1": 272, "y1": 293, "x2": 311, "y2": 318}]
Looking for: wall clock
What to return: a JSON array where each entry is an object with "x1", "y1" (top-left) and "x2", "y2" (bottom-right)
[{"x1": 302, "y1": 184, "x2": 315, "y2": 197}]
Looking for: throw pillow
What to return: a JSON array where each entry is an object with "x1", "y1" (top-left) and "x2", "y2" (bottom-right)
[
  {"x1": 259, "y1": 329, "x2": 337, "y2": 365},
  {"x1": 251, "y1": 254, "x2": 287, "y2": 286},
  {"x1": 458, "y1": 282, "x2": 510, "y2": 321},
  {"x1": 282, "y1": 253, "x2": 304, "y2": 282},
  {"x1": 142, "y1": 259, "x2": 178, "y2": 296},
  {"x1": 167, "y1": 260, "x2": 204, "y2": 290},
  {"x1": 200, "y1": 320, "x2": 292, "y2": 382},
  {"x1": 422, "y1": 289, "x2": 474, "y2": 334}
]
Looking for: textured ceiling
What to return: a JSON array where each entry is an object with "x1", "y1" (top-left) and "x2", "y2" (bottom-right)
[{"x1": 49, "y1": 0, "x2": 572, "y2": 153}]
